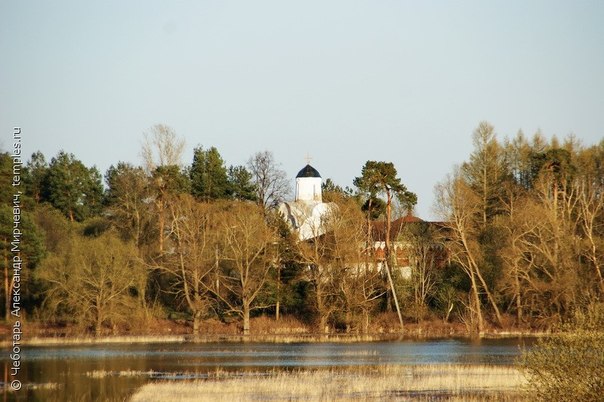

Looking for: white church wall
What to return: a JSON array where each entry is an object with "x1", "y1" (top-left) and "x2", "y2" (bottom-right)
[{"x1": 295, "y1": 177, "x2": 322, "y2": 202}]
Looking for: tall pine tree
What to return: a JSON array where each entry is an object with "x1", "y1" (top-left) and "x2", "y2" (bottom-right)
[
  {"x1": 42, "y1": 151, "x2": 103, "y2": 222},
  {"x1": 190, "y1": 146, "x2": 230, "y2": 201}
]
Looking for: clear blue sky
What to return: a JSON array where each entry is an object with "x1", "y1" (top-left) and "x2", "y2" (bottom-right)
[{"x1": 2, "y1": 1, "x2": 603, "y2": 219}]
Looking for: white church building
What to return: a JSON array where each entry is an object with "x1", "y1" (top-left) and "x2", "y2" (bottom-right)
[{"x1": 277, "y1": 164, "x2": 335, "y2": 241}]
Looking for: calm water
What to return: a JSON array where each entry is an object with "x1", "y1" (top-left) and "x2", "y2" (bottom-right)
[{"x1": 1, "y1": 338, "x2": 535, "y2": 402}]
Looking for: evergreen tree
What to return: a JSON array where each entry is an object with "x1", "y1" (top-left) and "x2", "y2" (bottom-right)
[
  {"x1": 354, "y1": 160, "x2": 417, "y2": 331},
  {"x1": 42, "y1": 151, "x2": 103, "y2": 222},
  {"x1": 227, "y1": 165, "x2": 257, "y2": 201},
  {"x1": 321, "y1": 178, "x2": 354, "y2": 202},
  {"x1": 0, "y1": 205, "x2": 45, "y2": 319},
  {"x1": 190, "y1": 146, "x2": 230, "y2": 201},
  {"x1": 461, "y1": 121, "x2": 507, "y2": 227},
  {"x1": 105, "y1": 162, "x2": 153, "y2": 247},
  {"x1": 23, "y1": 151, "x2": 48, "y2": 204}
]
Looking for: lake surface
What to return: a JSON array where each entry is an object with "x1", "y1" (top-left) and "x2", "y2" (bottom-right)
[{"x1": 1, "y1": 338, "x2": 535, "y2": 402}]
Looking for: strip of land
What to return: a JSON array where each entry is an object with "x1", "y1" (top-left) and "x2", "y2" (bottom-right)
[{"x1": 128, "y1": 364, "x2": 530, "y2": 402}]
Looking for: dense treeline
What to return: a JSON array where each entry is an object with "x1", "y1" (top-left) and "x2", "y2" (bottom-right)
[
  {"x1": 435, "y1": 123, "x2": 604, "y2": 332},
  {"x1": 1, "y1": 122, "x2": 602, "y2": 336}
]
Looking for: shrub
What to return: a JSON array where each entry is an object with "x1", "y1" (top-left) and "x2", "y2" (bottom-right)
[{"x1": 521, "y1": 304, "x2": 604, "y2": 402}]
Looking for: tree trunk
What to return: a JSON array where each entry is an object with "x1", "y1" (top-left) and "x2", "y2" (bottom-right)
[
  {"x1": 365, "y1": 199, "x2": 372, "y2": 271},
  {"x1": 319, "y1": 314, "x2": 329, "y2": 335},
  {"x1": 588, "y1": 240, "x2": 604, "y2": 298},
  {"x1": 95, "y1": 309, "x2": 103, "y2": 337},
  {"x1": 275, "y1": 265, "x2": 281, "y2": 321},
  {"x1": 158, "y1": 208, "x2": 165, "y2": 253},
  {"x1": 315, "y1": 283, "x2": 329, "y2": 334},
  {"x1": 345, "y1": 310, "x2": 351, "y2": 333},
  {"x1": 193, "y1": 310, "x2": 202, "y2": 335},
  {"x1": 385, "y1": 192, "x2": 404, "y2": 331},
  {"x1": 514, "y1": 264, "x2": 523, "y2": 324},
  {"x1": 459, "y1": 229, "x2": 502, "y2": 328},
  {"x1": 469, "y1": 271, "x2": 483, "y2": 334},
  {"x1": 474, "y1": 265, "x2": 503, "y2": 327},
  {"x1": 384, "y1": 261, "x2": 404, "y2": 331},
  {"x1": 243, "y1": 303, "x2": 251, "y2": 336}
]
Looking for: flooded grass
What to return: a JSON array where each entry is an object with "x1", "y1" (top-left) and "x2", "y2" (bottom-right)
[{"x1": 129, "y1": 364, "x2": 530, "y2": 401}]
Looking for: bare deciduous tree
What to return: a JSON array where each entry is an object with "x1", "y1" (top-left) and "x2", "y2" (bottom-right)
[
  {"x1": 163, "y1": 194, "x2": 219, "y2": 334},
  {"x1": 435, "y1": 171, "x2": 503, "y2": 333},
  {"x1": 332, "y1": 196, "x2": 385, "y2": 333},
  {"x1": 141, "y1": 124, "x2": 185, "y2": 173},
  {"x1": 575, "y1": 173, "x2": 604, "y2": 297},
  {"x1": 37, "y1": 232, "x2": 145, "y2": 335},
  {"x1": 247, "y1": 151, "x2": 290, "y2": 211},
  {"x1": 215, "y1": 203, "x2": 277, "y2": 335},
  {"x1": 140, "y1": 124, "x2": 187, "y2": 253},
  {"x1": 105, "y1": 162, "x2": 152, "y2": 249},
  {"x1": 402, "y1": 222, "x2": 445, "y2": 318}
]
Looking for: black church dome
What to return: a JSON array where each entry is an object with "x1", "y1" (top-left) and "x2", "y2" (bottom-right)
[{"x1": 296, "y1": 164, "x2": 321, "y2": 178}]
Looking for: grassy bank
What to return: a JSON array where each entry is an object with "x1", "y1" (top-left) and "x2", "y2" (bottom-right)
[
  {"x1": 0, "y1": 315, "x2": 546, "y2": 347},
  {"x1": 1, "y1": 331, "x2": 546, "y2": 348},
  {"x1": 128, "y1": 364, "x2": 530, "y2": 401}
]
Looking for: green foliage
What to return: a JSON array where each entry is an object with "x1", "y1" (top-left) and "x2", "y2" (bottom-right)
[
  {"x1": 23, "y1": 151, "x2": 48, "y2": 203},
  {"x1": 190, "y1": 146, "x2": 230, "y2": 200},
  {"x1": 0, "y1": 204, "x2": 46, "y2": 318},
  {"x1": 7, "y1": 122, "x2": 603, "y2": 334},
  {"x1": 82, "y1": 216, "x2": 112, "y2": 237},
  {"x1": 322, "y1": 178, "x2": 354, "y2": 202},
  {"x1": 321, "y1": 178, "x2": 343, "y2": 194},
  {"x1": 361, "y1": 196, "x2": 386, "y2": 220},
  {"x1": 354, "y1": 161, "x2": 417, "y2": 212},
  {"x1": 0, "y1": 205, "x2": 46, "y2": 268},
  {"x1": 42, "y1": 151, "x2": 104, "y2": 221},
  {"x1": 105, "y1": 162, "x2": 146, "y2": 205},
  {"x1": 460, "y1": 121, "x2": 507, "y2": 223},
  {"x1": 522, "y1": 305, "x2": 604, "y2": 401},
  {"x1": 33, "y1": 204, "x2": 73, "y2": 253},
  {"x1": 153, "y1": 165, "x2": 190, "y2": 195},
  {"x1": 104, "y1": 162, "x2": 154, "y2": 245},
  {"x1": 227, "y1": 165, "x2": 257, "y2": 201}
]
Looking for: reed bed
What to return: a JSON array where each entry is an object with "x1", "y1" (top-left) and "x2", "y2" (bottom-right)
[
  {"x1": 5, "y1": 335, "x2": 189, "y2": 347},
  {"x1": 129, "y1": 364, "x2": 530, "y2": 401},
  {"x1": 4, "y1": 333, "x2": 405, "y2": 347}
]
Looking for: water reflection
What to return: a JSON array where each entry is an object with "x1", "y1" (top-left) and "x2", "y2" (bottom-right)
[{"x1": 1, "y1": 338, "x2": 535, "y2": 402}]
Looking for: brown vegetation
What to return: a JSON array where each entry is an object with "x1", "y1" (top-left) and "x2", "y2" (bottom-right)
[
  {"x1": 521, "y1": 305, "x2": 604, "y2": 401},
  {"x1": 129, "y1": 364, "x2": 529, "y2": 402}
]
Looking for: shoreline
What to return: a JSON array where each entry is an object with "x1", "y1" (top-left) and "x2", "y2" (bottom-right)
[{"x1": 0, "y1": 330, "x2": 547, "y2": 348}]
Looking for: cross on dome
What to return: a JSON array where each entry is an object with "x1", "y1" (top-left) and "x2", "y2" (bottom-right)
[{"x1": 304, "y1": 153, "x2": 313, "y2": 164}]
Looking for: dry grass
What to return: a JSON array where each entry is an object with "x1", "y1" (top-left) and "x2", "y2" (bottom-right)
[
  {"x1": 129, "y1": 364, "x2": 530, "y2": 401},
  {"x1": 12, "y1": 335, "x2": 189, "y2": 347}
]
